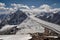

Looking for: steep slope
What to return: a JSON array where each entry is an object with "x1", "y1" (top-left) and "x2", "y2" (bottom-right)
[
  {"x1": 0, "y1": 10, "x2": 27, "y2": 28},
  {"x1": 35, "y1": 11, "x2": 60, "y2": 25},
  {"x1": 17, "y1": 17, "x2": 44, "y2": 34},
  {"x1": 8, "y1": 10, "x2": 27, "y2": 25}
]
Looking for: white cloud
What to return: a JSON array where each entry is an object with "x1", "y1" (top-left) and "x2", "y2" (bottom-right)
[
  {"x1": 38, "y1": 4, "x2": 52, "y2": 12},
  {"x1": 0, "y1": 3, "x2": 30, "y2": 14},
  {"x1": 20, "y1": 4, "x2": 60, "y2": 15},
  {"x1": 30, "y1": 6, "x2": 35, "y2": 9},
  {"x1": 0, "y1": 3, "x2": 9, "y2": 14},
  {"x1": 0, "y1": 3, "x2": 6, "y2": 10},
  {"x1": 39, "y1": 4, "x2": 51, "y2": 9},
  {"x1": 21, "y1": 4, "x2": 52, "y2": 14},
  {"x1": 11, "y1": 3, "x2": 30, "y2": 10},
  {"x1": 0, "y1": 3, "x2": 60, "y2": 15},
  {"x1": 0, "y1": 2, "x2": 5, "y2": 7},
  {"x1": 0, "y1": 3, "x2": 16, "y2": 14}
]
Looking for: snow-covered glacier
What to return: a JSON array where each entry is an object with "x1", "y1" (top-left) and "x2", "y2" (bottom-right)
[{"x1": 0, "y1": 5, "x2": 60, "y2": 40}]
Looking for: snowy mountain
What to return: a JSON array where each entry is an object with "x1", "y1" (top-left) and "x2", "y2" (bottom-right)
[
  {"x1": 8, "y1": 10, "x2": 27, "y2": 25},
  {"x1": 17, "y1": 17, "x2": 44, "y2": 34},
  {"x1": 0, "y1": 10, "x2": 27, "y2": 28},
  {"x1": 35, "y1": 11, "x2": 60, "y2": 25},
  {"x1": 0, "y1": 7, "x2": 60, "y2": 34}
]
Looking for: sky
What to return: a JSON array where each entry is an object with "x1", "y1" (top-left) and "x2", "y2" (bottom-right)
[
  {"x1": 0, "y1": 0, "x2": 60, "y2": 14},
  {"x1": 0, "y1": 0, "x2": 60, "y2": 8}
]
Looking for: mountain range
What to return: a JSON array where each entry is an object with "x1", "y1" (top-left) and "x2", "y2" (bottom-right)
[
  {"x1": 0, "y1": 10, "x2": 27, "y2": 28},
  {"x1": 0, "y1": 9, "x2": 60, "y2": 29},
  {"x1": 35, "y1": 11, "x2": 60, "y2": 25}
]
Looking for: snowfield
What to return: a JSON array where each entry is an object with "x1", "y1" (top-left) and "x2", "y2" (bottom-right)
[
  {"x1": 0, "y1": 34, "x2": 32, "y2": 40},
  {"x1": 17, "y1": 17, "x2": 44, "y2": 34}
]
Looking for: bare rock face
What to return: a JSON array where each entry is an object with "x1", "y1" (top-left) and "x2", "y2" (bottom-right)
[{"x1": 29, "y1": 33, "x2": 44, "y2": 40}]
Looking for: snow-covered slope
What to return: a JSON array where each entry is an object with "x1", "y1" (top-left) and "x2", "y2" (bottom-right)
[
  {"x1": 0, "y1": 9, "x2": 27, "y2": 28},
  {"x1": 35, "y1": 11, "x2": 60, "y2": 25},
  {"x1": 0, "y1": 34, "x2": 32, "y2": 40},
  {"x1": 17, "y1": 17, "x2": 44, "y2": 34}
]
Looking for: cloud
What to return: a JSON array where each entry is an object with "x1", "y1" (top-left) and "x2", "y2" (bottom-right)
[
  {"x1": 0, "y1": 3, "x2": 9, "y2": 14},
  {"x1": 21, "y1": 4, "x2": 52, "y2": 14},
  {"x1": 0, "y1": 2, "x2": 5, "y2": 7},
  {"x1": 0, "y1": 2, "x2": 6, "y2": 10},
  {"x1": 0, "y1": 3, "x2": 30, "y2": 14},
  {"x1": 0, "y1": 3, "x2": 16, "y2": 14},
  {"x1": 11, "y1": 3, "x2": 30, "y2": 10},
  {"x1": 39, "y1": 4, "x2": 51, "y2": 9},
  {"x1": 30, "y1": 6, "x2": 35, "y2": 9},
  {"x1": 0, "y1": 3, "x2": 60, "y2": 15},
  {"x1": 20, "y1": 4, "x2": 60, "y2": 15},
  {"x1": 0, "y1": 3, "x2": 50, "y2": 14},
  {"x1": 37, "y1": 4, "x2": 60, "y2": 13}
]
